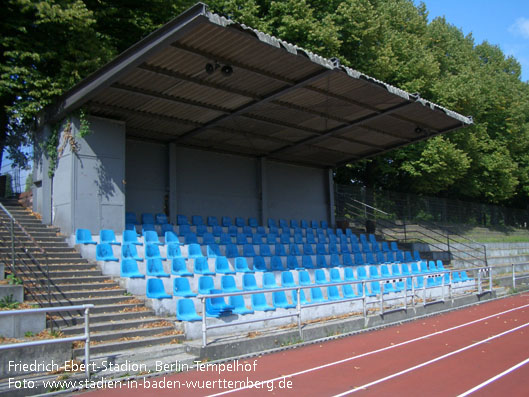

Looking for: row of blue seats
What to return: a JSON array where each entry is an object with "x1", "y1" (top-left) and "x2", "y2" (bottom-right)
[
  {"x1": 126, "y1": 212, "x2": 329, "y2": 230},
  {"x1": 173, "y1": 269, "x2": 472, "y2": 321}
]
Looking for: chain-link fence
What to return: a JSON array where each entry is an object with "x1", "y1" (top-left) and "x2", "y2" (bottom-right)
[{"x1": 335, "y1": 184, "x2": 529, "y2": 229}]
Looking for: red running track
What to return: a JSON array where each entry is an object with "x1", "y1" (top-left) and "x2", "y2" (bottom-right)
[{"x1": 82, "y1": 294, "x2": 529, "y2": 397}]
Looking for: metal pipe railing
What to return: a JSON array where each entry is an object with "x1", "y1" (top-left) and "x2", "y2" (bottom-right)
[
  {"x1": 198, "y1": 267, "x2": 487, "y2": 346},
  {"x1": 0, "y1": 304, "x2": 95, "y2": 379}
]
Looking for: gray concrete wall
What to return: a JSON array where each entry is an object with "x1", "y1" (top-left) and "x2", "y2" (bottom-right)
[
  {"x1": 267, "y1": 160, "x2": 329, "y2": 223},
  {"x1": 32, "y1": 126, "x2": 53, "y2": 225},
  {"x1": 42, "y1": 115, "x2": 126, "y2": 234},
  {"x1": 126, "y1": 140, "x2": 168, "y2": 216},
  {"x1": 173, "y1": 147, "x2": 260, "y2": 221}
]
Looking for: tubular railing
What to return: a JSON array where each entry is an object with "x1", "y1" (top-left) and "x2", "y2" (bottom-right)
[
  {"x1": 0, "y1": 304, "x2": 94, "y2": 379},
  {"x1": 0, "y1": 202, "x2": 81, "y2": 327},
  {"x1": 335, "y1": 191, "x2": 488, "y2": 268},
  {"x1": 198, "y1": 266, "x2": 490, "y2": 346}
]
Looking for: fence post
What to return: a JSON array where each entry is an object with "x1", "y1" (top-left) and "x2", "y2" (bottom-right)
[
  {"x1": 10, "y1": 218, "x2": 15, "y2": 272},
  {"x1": 84, "y1": 307, "x2": 91, "y2": 380},
  {"x1": 512, "y1": 263, "x2": 516, "y2": 290},
  {"x1": 201, "y1": 298, "x2": 207, "y2": 347},
  {"x1": 380, "y1": 288, "x2": 384, "y2": 315},
  {"x1": 478, "y1": 270, "x2": 482, "y2": 294},
  {"x1": 362, "y1": 281, "x2": 367, "y2": 328},
  {"x1": 488, "y1": 267, "x2": 492, "y2": 292},
  {"x1": 296, "y1": 288, "x2": 302, "y2": 340},
  {"x1": 411, "y1": 276, "x2": 415, "y2": 309}
]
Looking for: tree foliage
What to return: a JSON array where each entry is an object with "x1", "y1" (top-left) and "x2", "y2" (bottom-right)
[{"x1": 1, "y1": 0, "x2": 529, "y2": 207}]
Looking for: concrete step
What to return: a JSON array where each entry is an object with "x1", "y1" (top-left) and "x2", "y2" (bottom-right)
[
  {"x1": 73, "y1": 334, "x2": 184, "y2": 357},
  {"x1": 38, "y1": 275, "x2": 110, "y2": 284},
  {"x1": 25, "y1": 295, "x2": 138, "y2": 307},
  {"x1": 61, "y1": 317, "x2": 174, "y2": 336},
  {"x1": 34, "y1": 269, "x2": 103, "y2": 278},
  {"x1": 23, "y1": 263, "x2": 96, "y2": 272},
  {"x1": 29, "y1": 288, "x2": 127, "y2": 300},
  {"x1": 50, "y1": 305, "x2": 155, "y2": 327},
  {"x1": 26, "y1": 281, "x2": 121, "y2": 293}
]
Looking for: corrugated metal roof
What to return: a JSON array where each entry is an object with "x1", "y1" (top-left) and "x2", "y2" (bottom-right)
[{"x1": 45, "y1": 2, "x2": 472, "y2": 168}]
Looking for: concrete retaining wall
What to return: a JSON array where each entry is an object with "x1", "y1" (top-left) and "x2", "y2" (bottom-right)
[
  {"x1": 0, "y1": 285, "x2": 24, "y2": 303},
  {"x1": 0, "y1": 311, "x2": 46, "y2": 339}
]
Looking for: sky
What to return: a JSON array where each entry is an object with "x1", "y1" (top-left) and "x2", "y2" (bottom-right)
[{"x1": 419, "y1": 0, "x2": 529, "y2": 82}]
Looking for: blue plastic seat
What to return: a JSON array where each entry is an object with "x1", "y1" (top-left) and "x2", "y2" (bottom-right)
[
  {"x1": 452, "y1": 272, "x2": 462, "y2": 283},
  {"x1": 365, "y1": 252, "x2": 376, "y2": 265},
  {"x1": 306, "y1": 233, "x2": 316, "y2": 244},
  {"x1": 370, "y1": 281, "x2": 382, "y2": 295},
  {"x1": 249, "y1": 218, "x2": 259, "y2": 228},
  {"x1": 164, "y1": 231, "x2": 181, "y2": 245},
  {"x1": 380, "y1": 265, "x2": 391, "y2": 278},
  {"x1": 121, "y1": 259, "x2": 144, "y2": 278},
  {"x1": 329, "y1": 254, "x2": 341, "y2": 268},
  {"x1": 340, "y1": 243, "x2": 350, "y2": 254},
  {"x1": 273, "y1": 290, "x2": 295, "y2": 309},
  {"x1": 252, "y1": 234, "x2": 264, "y2": 244},
  {"x1": 100, "y1": 229, "x2": 121, "y2": 246},
  {"x1": 225, "y1": 243, "x2": 239, "y2": 258},
  {"x1": 243, "y1": 274, "x2": 260, "y2": 290},
  {"x1": 123, "y1": 230, "x2": 142, "y2": 246},
  {"x1": 243, "y1": 244, "x2": 256, "y2": 257},
  {"x1": 171, "y1": 257, "x2": 192, "y2": 276},
  {"x1": 420, "y1": 261, "x2": 430, "y2": 274},
  {"x1": 126, "y1": 212, "x2": 138, "y2": 225},
  {"x1": 230, "y1": 295, "x2": 254, "y2": 315},
  {"x1": 266, "y1": 234, "x2": 277, "y2": 244},
  {"x1": 275, "y1": 243, "x2": 287, "y2": 256},
  {"x1": 270, "y1": 256, "x2": 284, "y2": 271},
  {"x1": 391, "y1": 264, "x2": 402, "y2": 277},
  {"x1": 96, "y1": 243, "x2": 118, "y2": 261},
  {"x1": 316, "y1": 243, "x2": 327, "y2": 255},
  {"x1": 252, "y1": 293, "x2": 275, "y2": 311},
  {"x1": 310, "y1": 287, "x2": 326, "y2": 303},
  {"x1": 195, "y1": 225, "x2": 207, "y2": 237},
  {"x1": 198, "y1": 276, "x2": 215, "y2": 294},
  {"x1": 143, "y1": 230, "x2": 161, "y2": 246},
  {"x1": 426, "y1": 277, "x2": 437, "y2": 288},
  {"x1": 234, "y1": 217, "x2": 245, "y2": 227},
  {"x1": 356, "y1": 266, "x2": 368, "y2": 281},
  {"x1": 154, "y1": 213, "x2": 167, "y2": 225},
  {"x1": 328, "y1": 243, "x2": 338, "y2": 255},
  {"x1": 436, "y1": 260, "x2": 446, "y2": 271},
  {"x1": 428, "y1": 260, "x2": 438, "y2": 272},
  {"x1": 207, "y1": 216, "x2": 218, "y2": 227},
  {"x1": 354, "y1": 252, "x2": 365, "y2": 266},
  {"x1": 294, "y1": 234, "x2": 303, "y2": 244},
  {"x1": 281, "y1": 271, "x2": 296, "y2": 287},
  {"x1": 263, "y1": 272, "x2": 279, "y2": 289},
  {"x1": 145, "y1": 244, "x2": 165, "y2": 260},
  {"x1": 316, "y1": 255, "x2": 327, "y2": 268},
  {"x1": 191, "y1": 215, "x2": 203, "y2": 226},
  {"x1": 176, "y1": 299, "x2": 202, "y2": 321},
  {"x1": 205, "y1": 291, "x2": 234, "y2": 317},
  {"x1": 413, "y1": 250, "x2": 422, "y2": 261},
  {"x1": 184, "y1": 233, "x2": 198, "y2": 245},
  {"x1": 121, "y1": 243, "x2": 142, "y2": 261},
  {"x1": 194, "y1": 257, "x2": 215, "y2": 275},
  {"x1": 75, "y1": 229, "x2": 97, "y2": 245},
  {"x1": 460, "y1": 271, "x2": 473, "y2": 282},
  {"x1": 395, "y1": 251, "x2": 404, "y2": 263},
  {"x1": 228, "y1": 226, "x2": 237, "y2": 238},
  {"x1": 376, "y1": 251, "x2": 386, "y2": 264},
  {"x1": 253, "y1": 256, "x2": 267, "y2": 272},
  {"x1": 146, "y1": 258, "x2": 169, "y2": 277},
  {"x1": 342, "y1": 284, "x2": 357, "y2": 298},
  {"x1": 343, "y1": 253, "x2": 353, "y2": 267},
  {"x1": 146, "y1": 278, "x2": 171, "y2": 299},
  {"x1": 212, "y1": 225, "x2": 222, "y2": 237},
  {"x1": 176, "y1": 214, "x2": 189, "y2": 226},
  {"x1": 344, "y1": 267, "x2": 356, "y2": 281},
  {"x1": 298, "y1": 270, "x2": 312, "y2": 286},
  {"x1": 142, "y1": 224, "x2": 156, "y2": 235},
  {"x1": 242, "y1": 226, "x2": 252, "y2": 237},
  {"x1": 260, "y1": 244, "x2": 272, "y2": 257},
  {"x1": 292, "y1": 289, "x2": 308, "y2": 305},
  {"x1": 187, "y1": 243, "x2": 203, "y2": 258},
  {"x1": 351, "y1": 241, "x2": 361, "y2": 253},
  {"x1": 415, "y1": 276, "x2": 425, "y2": 289},
  {"x1": 286, "y1": 255, "x2": 299, "y2": 270},
  {"x1": 173, "y1": 278, "x2": 196, "y2": 297},
  {"x1": 411, "y1": 262, "x2": 421, "y2": 274},
  {"x1": 236, "y1": 233, "x2": 248, "y2": 245},
  {"x1": 215, "y1": 256, "x2": 235, "y2": 274},
  {"x1": 315, "y1": 269, "x2": 328, "y2": 284},
  {"x1": 369, "y1": 265, "x2": 380, "y2": 279},
  {"x1": 202, "y1": 233, "x2": 215, "y2": 245},
  {"x1": 268, "y1": 218, "x2": 277, "y2": 229},
  {"x1": 401, "y1": 263, "x2": 411, "y2": 276},
  {"x1": 221, "y1": 275, "x2": 240, "y2": 292},
  {"x1": 290, "y1": 219, "x2": 299, "y2": 228},
  {"x1": 289, "y1": 243, "x2": 301, "y2": 256},
  {"x1": 327, "y1": 285, "x2": 342, "y2": 301},
  {"x1": 280, "y1": 233, "x2": 291, "y2": 244},
  {"x1": 161, "y1": 224, "x2": 174, "y2": 234},
  {"x1": 221, "y1": 216, "x2": 232, "y2": 227},
  {"x1": 235, "y1": 257, "x2": 253, "y2": 273},
  {"x1": 317, "y1": 234, "x2": 327, "y2": 244},
  {"x1": 207, "y1": 244, "x2": 221, "y2": 257},
  {"x1": 141, "y1": 213, "x2": 155, "y2": 225},
  {"x1": 178, "y1": 224, "x2": 191, "y2": 237},
  {"x1": 330, "y1": 268, "x2": 342, "y2": 283},
  {"x1": 302, "y1": 255, "x2": 314, "y2": 269}
]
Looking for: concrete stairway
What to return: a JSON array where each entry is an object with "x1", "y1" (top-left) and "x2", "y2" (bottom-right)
[{"x1": 0, "y1": 200, "x2": 192, "y2": 360}]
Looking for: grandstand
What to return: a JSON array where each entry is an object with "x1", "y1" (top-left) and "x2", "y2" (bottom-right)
[{"x1": 1, "y1": 3, "x2": 496, "y2": 386}]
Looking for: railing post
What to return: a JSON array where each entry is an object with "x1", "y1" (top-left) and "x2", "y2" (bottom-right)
[
  {"x1": 411, "y1": 276, "x2": 415, "y2": 309},
  {"x1": 478, "y1": 270, "x2": 482, "y2": 294},
  {"x1": 404, "y1": 280, "x2": 407, "y2": 311},
  {"x1": 484, "y1": 245, "x2": 488, "y2": 267},
  {"x1": 10, "y1": 218, "x2": 15, "y2": 272},
  {"x1": 296, "y1": 288, "x2": 302, "y2": 340},
  {"x1": 441, "y1": 273, "x2": 445, "y2": 301},
  {"x1": 84, "y1": 307, "x2": 91, "y2": 380},
  {"x1": 201, "y1": 297, "x2": 207, "y2": 347},
  {"x1": 449, "y1": 271, "x2": 452, "y2": 300},
  {"x1": 512, "y1": 263, "x2": 516, "y2": 290},
  {"x1": 362, "y1": 281, "x2": 367, "y2": 327},
  {"x1": 380, "y1": 288, "x2": 384, "y2": 315},
  {"x1": 403, "y1": 220, "x2": 407, "y2": 243}
]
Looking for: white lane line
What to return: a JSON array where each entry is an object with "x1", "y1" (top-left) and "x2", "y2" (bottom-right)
[
  {"x1": 205, "y1": 302, "x2": 529, "y2": 397},
  {"x1": 457, "y1": 356, "x2": 529, "y2": 397},
  {"x1": 332, "y1": 321, "x2": 529, "y2": 396}
]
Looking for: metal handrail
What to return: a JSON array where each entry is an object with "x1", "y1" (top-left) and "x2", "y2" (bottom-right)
[
  {"x1": 198, "y1": 266, "x2": 489, "y2": 346},
  {"x1": 0, "y1": 304, "x2": 94, "y2": 379}
]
